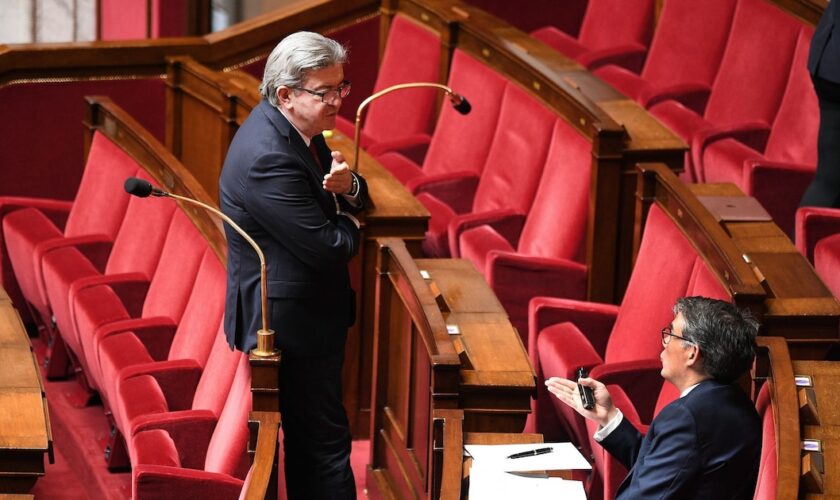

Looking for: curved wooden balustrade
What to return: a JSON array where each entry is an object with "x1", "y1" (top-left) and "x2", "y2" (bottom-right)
[{"x1": 636, "y1": 163, "x2": 840, "y2": 351}]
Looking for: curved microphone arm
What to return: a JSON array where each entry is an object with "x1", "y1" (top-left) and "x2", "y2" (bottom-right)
[
  {"x1": 124, "y1": 176, "x2": 278, "y2": 358},
  {"x1": 352, "y1": 82, "x2": 470, "y2": 172}
]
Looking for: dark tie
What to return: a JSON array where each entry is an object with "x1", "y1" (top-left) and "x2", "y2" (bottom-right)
[{"x1": 309, "y1": 139, "x2": 324, "y2": 172}]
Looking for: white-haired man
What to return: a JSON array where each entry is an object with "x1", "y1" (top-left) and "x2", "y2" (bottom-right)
[{"x1": 220, "y1": 31, "x2": 366, "y2": 499}]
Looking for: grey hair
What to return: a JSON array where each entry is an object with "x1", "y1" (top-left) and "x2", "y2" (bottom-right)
[
  {"x1": 260, "y1": 31, "x2": 348, "y2": 106},
  {"x1": 674, "y1": 296, "x2": 759, "y2": 383}
]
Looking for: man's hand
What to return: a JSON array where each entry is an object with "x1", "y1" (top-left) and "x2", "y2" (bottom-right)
[
  {"x1": 545, "y1": 376, "x2": 617, "y2": 427},
  {"x1": 323, "y1": 150, "x2": 353, "y2": 195}
]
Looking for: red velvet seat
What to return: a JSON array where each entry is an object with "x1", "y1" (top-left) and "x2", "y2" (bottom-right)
[
  {"x1": 376, "y1": 49, "x2": 507, "y2": 187},
  {"x1": 697, "y1": 26, "x2": 817, "y2": 236},
  {"x1": 648, "y1": 0, "x2": 803, "y2": 181},
  {"x1": 531, "y1": 0, "x2": 654, "y2": 73},
  {"x1": 594, "y1": 0, "x2": 736, "y2": 112},
  {"x1": 40, "y1": 169, "x2": 176, "y2": 379},
  {"x1": 415, "y1": 83, "x2": 555, "y2": 257},
  {"x1": 815, "y1": 234, "x2": 840, "y2": 299},
  {"x1": 334, "y1": 14, "x2": 441, "y2": 163},
  {"x1": 1, "y1": 132, "x2": 134, "y2": 325},
  {"x1": 531, "y1": 205, "x2": 725, "y2": 453},
  {"x1": 100, "y1": 0, "x2": 192, "y2": 39},
  {"x1": 795, "y1": 207, "x2": 840, "y2": 263},
  {"x1": 113, "y1": 323, "x2": 240, "y2": 441},
  {"x1": 70, "y1": 210, "x2": 207, "y2": 392},
  {"x1": 456, "y1": 117, "x2": 591, "y2": 337},
  {"x1": 93, "y1": 249, "x2": 225, "y2": 417},
  {"x1": 131, "y1": 353, "x2": 251, "y2": 500}
]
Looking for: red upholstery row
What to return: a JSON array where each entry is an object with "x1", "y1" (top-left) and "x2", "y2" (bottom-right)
[
  {"x1": 797, "y1": 207, "x2": 840, "y2": 299},
  {"x1": 593, "y1": 0, "x2": 816, "y2": 236},
  {"x1": 533, "y1": 204, "x2": 729, "y2": 497},
  {"x1": 0, "y1": 131, "x2": 251, "y2": 499},
  {"x1": 378, "y1": 48, "x2": 593, "y2": 339}
]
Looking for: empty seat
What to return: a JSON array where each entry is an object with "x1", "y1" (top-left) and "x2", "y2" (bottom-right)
[
  {"x1": 376, "y1": 49, "x2": 507, "y2": 187},
  {"x1": 69, "y1": 210, "x2": 207, "y2": 392},
  {"x1": 815, "y1": 233, "x2": 840, "y2": 298},
  {"x1": 334, "y1": 14, "x2": 441, "y2": 162},
  {"x1": 457, "y1": 117, "x2": 591, "y2": 338},
  {"x1": 2, "y1": 132, "x2": 134, "y2": 325},
  {"x1": 594, "y1": 0, "x2": 736, "y2": 113},
  {"x1": 131, "y1": 353, "x2": 251, "y2": 500},
  {"x1": 416, "y1": 83, "x2": 555, "y2": 257},
  {"x1": 40, "y1": 169, "x2": 176, "y2": 379},
  {"x1": 532, "y1": 205, "x2": 718, "y2": 452},
  {"x1": 648, "y1": 0, "x2": 803, "y2": 180},
  {"x1": 532, "y1": 0, "x2": 654, "y2": 73},
  {"x1": 94, "y1": 249, "x2": 225, "y2": 416},
  {"x1": 113, "y1": 323, "x2": 240, "y2": 442},
  {"x1": 795, "y1": 206, "x2": 840, "y2": 263},
  {"x1": 697, "y1": 26, "x2": 817, "y2": 235}
]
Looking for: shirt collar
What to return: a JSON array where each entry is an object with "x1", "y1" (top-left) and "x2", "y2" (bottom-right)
[{"x1": 681, "y1": 382, "x2": 701, "y2": 398}]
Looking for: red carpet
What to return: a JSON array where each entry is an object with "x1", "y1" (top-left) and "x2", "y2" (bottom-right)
[{"x1": 29, "y1": 336, "x2": 370, "y2": 499}]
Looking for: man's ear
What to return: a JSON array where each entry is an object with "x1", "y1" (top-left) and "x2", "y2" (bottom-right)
[
  {"x1": 276, "y1": 87, "x2": 293, "y2": 109},
  {"x1": 686, "y1": 344, "x2": 701, "y2": 367}
]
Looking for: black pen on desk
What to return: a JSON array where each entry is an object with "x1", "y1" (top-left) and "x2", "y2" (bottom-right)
[{"x1": 506, "y1": 446, "x2": 553, "y2": 459}]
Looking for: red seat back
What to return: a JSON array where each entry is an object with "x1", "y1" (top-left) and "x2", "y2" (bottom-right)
[
  {"x1": 471, "y1": 84, "x2": 555, "y2": 214},
  {"x1": 517, "y1": 118, "x2": 591, "y2": 263},
  {"x1": 753, "y1": 384, "x2": 777, "y2": 500},
  {"x1": 362, "y1": 15, "x2": 441, "y2": 144},
  {"x1": 204, "y1": 354, "x2": 251, "y2": 479},
  {"x1": 578, "y1": 0, "x2": 654, "y2": 51},
  {"x1": 422, "y1": 50, "x2": 508, "y2": 177},
  {"x1": 192, "y1": 324, "x2": 242, "y2": 415},
  {"x1": 703, "y1": 0, "x2": 802, "y2": 127},
  {"x1": 641, "y1": 0, "x2": 736, "y2": 88}
]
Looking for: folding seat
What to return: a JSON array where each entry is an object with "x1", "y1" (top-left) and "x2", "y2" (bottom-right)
[
  {"x1": 113, "y1": 323, "x2": 240, "y2": 443},
  {"x1": 40, "y1": 169, "x2": 176, "y2": 380},
  {"x1": 648, "y1": 0, "x2": 802, "y2": 181},
  {"x1": 93, "y1": 248, "x2": 225, "y2": 414},
  {"x1": 1, "y1": 132, "x2": 134, "y2": 326},
  {"x1": 415, "y1": 83, "x2": 555, "y2": 257},
  {"x1": 455, "y1": 117, "x2": 591, "y2": 338},
  {"x1": 376, "y1": 49, "x2": 507, "y2": 187},
  {"x1": 69, "y1": 210, "x2": 207, "y2": 392},
  {"x1": 696, "y1": 26, "x2": 817, "y2": 236},
  {"x1": 795, "y1": 206, "x2": 840, "y2": 263},
  {"x1": 814, "y1": 234, "x2": 840, "y2": 298},
  {"x1": 334, "y1": 14, "x2": 440, "y2": 163},
  {"x1": 593, "y1": 0, "x2": 736, "y2": 113},
  {"x1": 131, "y1": 354, "x2": 251, "y2": 500},
  {"x1": 532, "y1": 204, "x2": 704, "y2": 451},
  {"x1": 531, "y1": 0, "x2": 654, "y2": 73},
  {"x1": 582, "y1": 258, "x2": 729, "y2": 498}
]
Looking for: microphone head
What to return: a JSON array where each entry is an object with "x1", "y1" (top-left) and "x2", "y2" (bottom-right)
[
  {"x1": 450, "y1": 94, "x2": 471, "y2": 115},
  {"x1": 124, "y1": 177, "x2": 154, "y2": 198}
]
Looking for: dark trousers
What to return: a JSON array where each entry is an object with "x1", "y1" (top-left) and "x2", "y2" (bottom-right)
[
  {"x1": 801, "y1": 76, "x2": 840, "y2": 208},
  {"x1": 279, "y1": 351, "x2": 355, "y2": 500}
]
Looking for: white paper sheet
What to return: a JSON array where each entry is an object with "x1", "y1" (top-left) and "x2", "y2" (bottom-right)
[
  {"x1": 469, "y1": 462, "x2": 587, "y2": 499},
  {"x1": 464, "y1": 442, "x2": 591, "y2": 471}
]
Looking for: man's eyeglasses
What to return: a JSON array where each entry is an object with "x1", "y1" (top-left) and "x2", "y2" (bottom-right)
[
  {"x1": 661, "y1": 325, "x2": 695, "y2": 347},
  {"x1": 290, "y1": 81, "x2": 351, "y2": 104}
]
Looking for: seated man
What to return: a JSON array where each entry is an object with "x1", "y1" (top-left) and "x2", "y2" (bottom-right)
[{"x1": 546, "y1": 296, "x2": 761, "y2": 499}]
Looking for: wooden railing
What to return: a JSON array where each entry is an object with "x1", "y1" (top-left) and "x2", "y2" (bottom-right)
[{"x1": 368, "y1": 237, "x2": 534, "y2": 499}]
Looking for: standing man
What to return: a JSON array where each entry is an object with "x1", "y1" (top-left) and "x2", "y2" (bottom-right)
[
  {"x1": 546, "y1": 297, "x2": 761, "y2": 499},
  {"x1": 220, "y1": 31, "x2": 366, "y2": 499},
  {"x1": 802, "y1": 0, "x2": 840, "y2": 208}
]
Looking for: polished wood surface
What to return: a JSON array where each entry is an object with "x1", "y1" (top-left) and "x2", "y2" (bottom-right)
[
  {"x1": 0, "y1": 297, "x2": 50, "y2": 494},
  {"x1": 637, "y1": 163, "x2": 840, "y2": 351},
  {"x1": 368, "y1": 238, "x2": 535, "y2": 499}
]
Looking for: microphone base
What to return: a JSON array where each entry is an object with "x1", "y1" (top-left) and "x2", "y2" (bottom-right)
[{"x1": 251, "y1": 328, "x2": 280, "y2": 357}]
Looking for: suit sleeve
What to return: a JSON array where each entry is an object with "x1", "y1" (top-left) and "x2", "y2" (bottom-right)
[
  {"x1": 245, "y1": 151, "x2": 360, "y2": 269},
  {"x1": 617, "y1": 403, "x2": 702, "y2": 498}
]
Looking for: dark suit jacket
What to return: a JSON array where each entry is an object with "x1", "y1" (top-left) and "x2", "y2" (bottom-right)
[
  {"x1": 219, "y1": 99, "x2": 367, "y2": 356},
  {"x1": 601, "y1": 380, "x2": 761, "y2": 500},
  {"x1": 809, "y1": 0, "x2": 840, "y2": 83}
]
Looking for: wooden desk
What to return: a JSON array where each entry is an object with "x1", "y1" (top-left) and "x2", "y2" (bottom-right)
[{"x1": 0, "y1": 296, "x2": 51, "y2": 494}]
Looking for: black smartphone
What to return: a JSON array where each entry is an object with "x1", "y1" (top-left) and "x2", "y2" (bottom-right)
[{"x1": 577, "y1": 367, "x2": 595, "y2": 410}]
